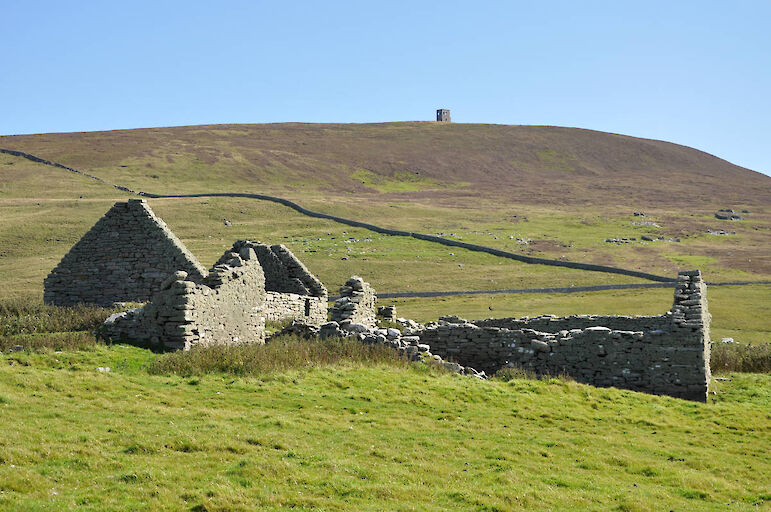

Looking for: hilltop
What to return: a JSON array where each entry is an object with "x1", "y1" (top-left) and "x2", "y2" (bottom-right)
[{"x1": 1, "y1": 122, "x2": 769, "y2": 206}]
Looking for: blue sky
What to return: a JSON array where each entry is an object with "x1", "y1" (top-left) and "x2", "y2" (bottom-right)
[{"x1": 2, "y1": 1, "x2": 770, "y2": 175}]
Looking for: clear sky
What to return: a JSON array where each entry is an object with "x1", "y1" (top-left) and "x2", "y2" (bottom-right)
[{"x1": 2, "y1": 1, "x2": 770, "y2": 175}]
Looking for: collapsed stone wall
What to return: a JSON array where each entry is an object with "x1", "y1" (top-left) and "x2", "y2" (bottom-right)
[
  {"x1": 44, "y1": 199, "x2": 207, "y2": 306},
  {"x1": 102, "y1": 244, "x2": 267, "y2": 350},
  {"x1": 377, "y1": 304, "x2": 397, "y2": 322},
  {"x1": 418, "y1": 271, "x2": 711, "y2": 401},
  {"x1": 331, "y1": 276, "x2": 377, "y2": 328}
]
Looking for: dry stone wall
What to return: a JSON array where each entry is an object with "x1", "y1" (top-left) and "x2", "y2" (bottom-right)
[
  {"x1": 331, "y1": 276, "x2": 377, "y2": 328},
  {"x1": 102, "y1": 244, "x2": 267, "y2": 350},
  {"x1": 475, "y1": 315, "x2": 670, "y2": 333},
  {"x1": 44, "y1": 199, "x2": 207, "y2": 306},
  {"x1": 418, "y1": 271, "x2": 711, "y2": 401},
  {"x1": 264, "y1": 292, "x2": 327, "y2": 325}
]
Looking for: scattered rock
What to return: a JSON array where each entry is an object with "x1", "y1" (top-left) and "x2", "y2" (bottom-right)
[{"x1": 715, "y1": 212, "x2": 744, "y2": 221}]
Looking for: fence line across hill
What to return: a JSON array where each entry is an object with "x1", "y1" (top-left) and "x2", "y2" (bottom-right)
[{"x1": 4, "y1": 147, "x2": 768, "y2": 289}]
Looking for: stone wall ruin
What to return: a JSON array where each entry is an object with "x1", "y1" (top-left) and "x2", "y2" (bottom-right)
[
  {"x1": 102, "y1": 244, "x2": 267, "y2": 350},
  {"x1": 45, "y1": 200, "x2": 327, "y2": 326},
  {"x1": 331, "y1": 276, "x2": 377, "y2": 328},
  {"x1": 48, "y1": 201, "x2": 712, "y2": 401},
  {"x1": 248, "y1": 241, "x2": 327, "y2": 325},
  {"x1": 417, "y1": 271, "x2": 711, "y2": 401}
]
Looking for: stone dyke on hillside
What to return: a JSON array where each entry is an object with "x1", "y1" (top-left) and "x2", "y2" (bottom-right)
[
  {"x1": 44, "y1": 199, "x2": 207, "y2": 306},
  {"x1": 102, "y1": 244, "x2": 267, "y2": 350},
  {"x1": 418, "y1": 271, "x2": 711, "y2": 401},
  {"x1": 331, "y1": 276, "x2": 377, "y2": 328}
]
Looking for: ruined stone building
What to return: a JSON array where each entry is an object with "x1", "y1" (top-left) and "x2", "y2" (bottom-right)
[
  {"x1": 45, "y1": 200, "x2": 328, "y2": 336},
  {"x1": 103, "y1": 245, "x2": 267, "y2": 350},
  {"x1": 436, "y1": 109, "x2": 451, "y2": 122},
  {"x1": 46, "y1": 199, "x2": 711, "y2": 401}
]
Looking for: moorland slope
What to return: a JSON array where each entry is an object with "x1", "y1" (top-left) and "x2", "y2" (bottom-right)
[{"x1": 2, "y1": 122, "x2": 769, "y2": 206}]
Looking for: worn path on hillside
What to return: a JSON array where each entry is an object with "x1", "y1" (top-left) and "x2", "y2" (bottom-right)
[{"x1": 5, "y1": 147, "x2": 769, "y2": 290}]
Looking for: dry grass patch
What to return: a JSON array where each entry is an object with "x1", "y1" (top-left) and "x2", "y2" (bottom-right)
[
  {"x1": 147, "y1": 335, "x2": 409, "y2": 377},
  {"x1": 711, "y1": 343, "x2": 771, "y2": 374}
]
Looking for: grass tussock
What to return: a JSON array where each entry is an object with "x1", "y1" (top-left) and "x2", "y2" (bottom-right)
[
  {"x1": 711, "y1": 343, "x2": 771, "y2": 374},
  {"x1": 0, "y1": 297, "x2": 117, "y2": 336},
  {"x1": 493, "y1": 365, "x2": 576, "y2": 382},
  {"x1": 147, "y1": 335, "x2": 409, "y2": 377},
  {"x1": 493, "y1": 366, "x2": 538, "y2": 381}
]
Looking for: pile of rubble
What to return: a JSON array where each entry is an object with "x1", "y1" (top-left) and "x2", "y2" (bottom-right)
[
  {"x1": 605, "y1": 237, "x2": 637, "y2": 244},
  {"x1": 606, "y1": 236, "x2": 680, "y2": 243}
]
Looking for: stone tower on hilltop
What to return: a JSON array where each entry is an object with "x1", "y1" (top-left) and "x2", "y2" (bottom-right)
[{"x1": 436, "y1": 109, "x2": 451, "y2": 122}]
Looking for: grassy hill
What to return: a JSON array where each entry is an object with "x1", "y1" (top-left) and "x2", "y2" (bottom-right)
[{"x1": 1, "y1": 122, "x2": 770, "y2": 205}]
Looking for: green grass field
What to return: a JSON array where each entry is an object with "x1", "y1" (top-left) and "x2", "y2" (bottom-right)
[{"x1": 1, "y1": 342, "x2": 769, "y2": 511}]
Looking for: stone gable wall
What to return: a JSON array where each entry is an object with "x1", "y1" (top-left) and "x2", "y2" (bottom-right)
[
  {"x1": 250, "y1": 242, "x2": 327, "y2": 298},
  {"x1": 44, "y1": 199, "x2": 207, "y2": 306},
  {"x1": 102, "y1": 244, "x2": 267, "y2": 350},
  {"x1": 418, "y1": 271, "x2": 710, "y2": 401}
]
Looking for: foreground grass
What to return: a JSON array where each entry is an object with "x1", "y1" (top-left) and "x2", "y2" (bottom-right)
[
  {"x1": 0, "y1": 344, "x2": 769, "y2": 511},
  {"x1": 147, "y1": 336, "x2": 409, "y2": 377}
]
